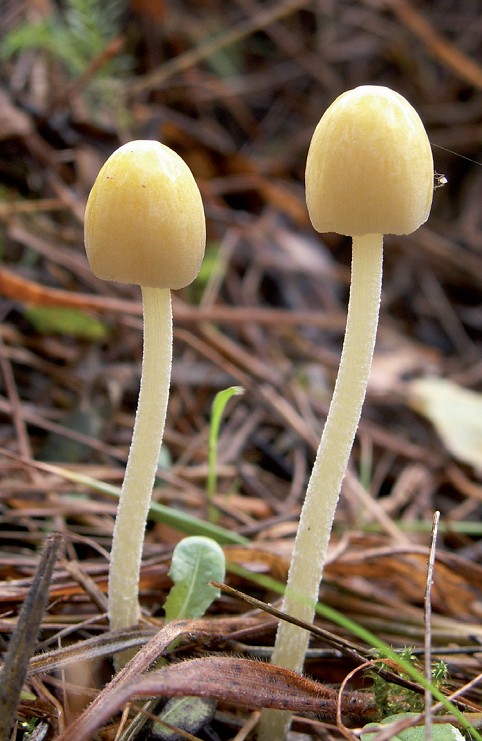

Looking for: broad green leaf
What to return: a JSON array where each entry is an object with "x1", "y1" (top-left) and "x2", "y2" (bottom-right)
[
  {"x1": 163, "y1": 536, "x2": 226, "y2": 622},
  {"x1": 407, "y1": 377, "x2": 482, "y2": 469},
  {"x1": 24, "y1": 305, "x2": 108, "y2": 340},
  {"x1": 361, "y1": 714, "x2": 464, "y2": 741}
]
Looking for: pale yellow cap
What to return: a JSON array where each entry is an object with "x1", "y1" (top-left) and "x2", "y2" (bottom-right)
[
  {"x1": 305, "y1": 86, "x2": 434, "y2": 237},
  {"x1": 84, "y1": 140, "x2": 206, "y2": 289}
]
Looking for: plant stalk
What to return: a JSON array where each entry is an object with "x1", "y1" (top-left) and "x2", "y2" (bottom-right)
[
  {"x1": 108, "y1": 286, "x2": 172, "y2": 662},
  {"x1": 258, "y1": 234, "x2": 383, "y2": 739}
]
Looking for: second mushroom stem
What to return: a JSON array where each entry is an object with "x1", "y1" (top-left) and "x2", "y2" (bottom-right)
[
  {"x1": 108, "y1": 286, "x2": 172, "y2": 640},
  {"x1": 259, "y1": 233, "x2": 383, "y2": 739}
]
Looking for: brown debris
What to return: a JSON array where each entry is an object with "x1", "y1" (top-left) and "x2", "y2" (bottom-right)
[{"x1": 1, "y1": 0, "x2": 481, "y2": 737}]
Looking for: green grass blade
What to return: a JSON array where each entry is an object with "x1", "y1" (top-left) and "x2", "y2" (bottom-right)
[
  {"x1": 207, "y1": 385, "x2": 244, "y2": 522},
  {"x1": 30, "y1": 459, "x2": 249, "y2": 545}
]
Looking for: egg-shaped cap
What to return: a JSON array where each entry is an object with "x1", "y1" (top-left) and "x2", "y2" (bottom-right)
[
  {"x1": 305, "y1": 86, "x2": 434, "y2": 237},
  {"x1": 84, "y1": 140, "x2": 206, "y2": 289}
]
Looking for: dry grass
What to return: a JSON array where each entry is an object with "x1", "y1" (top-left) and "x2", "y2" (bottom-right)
[{"x1": 0, "y1": 1, "x2": 481, "y2": 738}]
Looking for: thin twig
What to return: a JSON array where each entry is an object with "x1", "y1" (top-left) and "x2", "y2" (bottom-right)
[{"x1": 424, "y1": 511, "x2": 440, "y2": 741}]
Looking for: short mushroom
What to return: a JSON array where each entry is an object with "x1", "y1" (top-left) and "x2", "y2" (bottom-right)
[
  {"x1": 259, "y1": 85, "x2": 434, "y2": 739},
  {"x1": 84, "y1": 140, "x2": 205, "y2": 657}
]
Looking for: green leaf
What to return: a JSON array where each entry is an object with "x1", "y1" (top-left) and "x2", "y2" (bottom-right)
[
  {"x1": 361, "y1": 714, "x2": 464, "y2": 741},
  {"x1": 163, "y1": 536, "x2": 226, "y2": 622},
  {"x1": 24, "y1": 306, "x2": 109, "y2": 340}
]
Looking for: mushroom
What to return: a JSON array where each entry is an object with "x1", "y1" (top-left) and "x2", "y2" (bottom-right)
[
  {"x1": 84, "y1": 140, "x2": 205, "y2": 650},
  {"x1": 259, "y1": 85, "x2": 434, "y2": 739}
]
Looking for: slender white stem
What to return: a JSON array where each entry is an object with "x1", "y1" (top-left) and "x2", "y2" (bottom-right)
[
  {"x1": 258, "y1": 234, "x2": 383, "y2": 740},
  {"x1": 108, "y1": 286, "x2": 172, "y2": 639}
]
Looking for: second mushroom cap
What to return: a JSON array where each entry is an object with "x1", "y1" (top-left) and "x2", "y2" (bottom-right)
[{"x1": 305, "y1": 85, "x2": 434, "y2": 237}]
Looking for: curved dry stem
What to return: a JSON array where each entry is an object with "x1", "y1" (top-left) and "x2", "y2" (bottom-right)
[
  {"x1": 108, "y1": 287, "x2": 172, "y2": 647},
  {"x1": 258, "y1": 234, "x2": 383, "y2": 740}
]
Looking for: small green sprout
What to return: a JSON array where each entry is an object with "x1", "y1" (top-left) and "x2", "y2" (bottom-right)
[
  {"x1": 163, "y1": 536, "x2": 226, "y2": 622},
  {"x1": 151, "y1": 536, "x2": 226, "y2": 739},
  {"x1": 207, "y1": 386, "x2": 244, "y2": 522}
]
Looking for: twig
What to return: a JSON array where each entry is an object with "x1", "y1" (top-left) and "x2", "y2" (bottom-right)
[
  {"x1": 126, "y1": 0, "x2": 310, "y2": 96},
  {"x1": 424, "y1": 511, "x2": 440, "y2": 741},
  {"x1": 387, "y1": 0, "x2": 482, "y2": 89}
]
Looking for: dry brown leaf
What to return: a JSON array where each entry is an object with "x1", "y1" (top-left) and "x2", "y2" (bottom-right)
[
  {"x1": 407, "y1": 378, "x2": 482, "y2": 469},
  {"x1": 57, "y1": 656, "x2": 375, "y2": 741},
  {"x1": 327, "y1": 536, "x2": 482, "y2": 624}
]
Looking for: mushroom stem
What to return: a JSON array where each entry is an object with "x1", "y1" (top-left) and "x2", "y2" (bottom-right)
[
  {"x1": 108, "y1": 286, "x2": 172, "y2": 637},
  {"x1": 258, "y1": 233, "x2": 383, "y2": 739}
]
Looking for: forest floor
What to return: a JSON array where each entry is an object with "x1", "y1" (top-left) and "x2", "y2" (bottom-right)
[{"x1": 0, "y1": 1, "x2": 481, "y2": 739}]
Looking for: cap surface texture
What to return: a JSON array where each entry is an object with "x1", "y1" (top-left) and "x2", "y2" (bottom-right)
[
  {"x1": 305, "y1": 85, "x2": 434, "y2": 237},
  {"x1": 85, "y1": 140, "x2": 206, "y2": 289}
]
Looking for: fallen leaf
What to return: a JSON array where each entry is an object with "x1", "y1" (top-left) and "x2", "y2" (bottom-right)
[
  {"x1": 406, "y1": 377, "x2": 482, "y2": 469},
  {"x1": 56, "y1": 656, "x2": 374, "y2": 741}
]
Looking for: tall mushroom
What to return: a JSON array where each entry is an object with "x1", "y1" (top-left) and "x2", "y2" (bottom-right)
[
  {"x1": 259, "y1": 85, "x2": 434, "y2": 739},
  {"x1": 84, "y1": 141, "x2": 205, "y2": 654}
]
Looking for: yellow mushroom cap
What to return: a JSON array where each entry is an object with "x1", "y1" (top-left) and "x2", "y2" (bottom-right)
[
  {"x1": 305, "y1": 86, "x2": 434, "y2": 237},
  {"x1": 84, "y1": 140, "x2": 206, "y2": 289}
]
